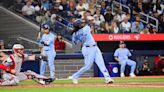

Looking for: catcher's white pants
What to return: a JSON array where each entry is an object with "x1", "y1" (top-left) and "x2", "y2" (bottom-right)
[{"x1": 0, "y1": 70, "x2": 47, "y2": 86}]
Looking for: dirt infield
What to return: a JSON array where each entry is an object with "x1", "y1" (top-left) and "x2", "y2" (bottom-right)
[{"x1": 1, "y1": 76, "x2": 164, "y2": 88}]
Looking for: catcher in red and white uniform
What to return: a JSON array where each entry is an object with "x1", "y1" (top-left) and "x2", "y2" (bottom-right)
[{"x1": 0, "y1": 44, "x2": 53, "y2": 86}]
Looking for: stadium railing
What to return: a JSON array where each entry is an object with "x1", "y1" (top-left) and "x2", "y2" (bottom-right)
[
  {"x1": 112, "y1": 1, "x2": 131, "y2": 14},
  {"x1": 112, "y1": 1, "x2": 159, "y2": 31},
  {"x1": 139, "y1": 12, "x2": 159, "y2": 31}
]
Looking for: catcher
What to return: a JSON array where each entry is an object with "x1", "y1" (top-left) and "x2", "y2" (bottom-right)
[{"x1": 0, "y1": 44, "x2": 53, "y2": 86}]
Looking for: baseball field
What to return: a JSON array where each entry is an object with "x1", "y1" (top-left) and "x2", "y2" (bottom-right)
[{"x1": 0, "y1": 76, "x2": 164, "y2": 92}]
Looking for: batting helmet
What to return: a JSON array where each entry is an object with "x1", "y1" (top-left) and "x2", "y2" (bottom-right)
[{"x1": 73, "y1": 19, "x2": 83, "y2": 27}]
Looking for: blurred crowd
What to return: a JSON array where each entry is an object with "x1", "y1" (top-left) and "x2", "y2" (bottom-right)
[{"x1": 2, "y1": 0, "x2": 162, "y2": 34}]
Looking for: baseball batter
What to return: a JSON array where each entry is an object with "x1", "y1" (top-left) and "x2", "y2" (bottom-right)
[
  {"x1": 69, "y1": 20, "x2": 114, "y2": 84},
  {"x1": 0, "y1": 44, "x2": 52, "y2": 85}
]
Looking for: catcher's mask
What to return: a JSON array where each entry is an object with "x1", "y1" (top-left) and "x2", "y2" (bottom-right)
[{"x1": 12, "y1": 44, "x2": 24, "y2": 57}]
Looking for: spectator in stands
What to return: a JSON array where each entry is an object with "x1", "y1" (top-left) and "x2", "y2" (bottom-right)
[
  {"x1": 140, "y1": 27, "x2": 150, "y2": 34},
  {"x1": 133, "y1": 2, "x2": 144, "y2": 14},
  {"x1": 50, "y1": 14, "x2": 56, "y2": 24},
  {"x1": 82, "y1": 11, "x2": 90, "y2": 23},
  {"x1": 83, "y1": 0, "x2": 89, "y2": 9},
  {"x1": 14, "y1": 0, "x2": 25, "y2": 13},
  {"x1": 113, "y1": 10, "x2": 122, "y2": 23},
  {"x1": 142, "y1": 0, "x2": 152, "y2": 14},
  {"x1": 66, "y1": 0, "x2": 79, "y2": 18},
  {"x1": 159, "y1": 13, "x2": 164, "y2": 33},
  {"x1": 128, "y1": 0, "x2": 137, "y2": 10},
  {"x1": 132, "y1": 15, "x2": 144, "y2": 31},
  {"x1": 22, "y1": 0, "x2": 36, "y2": 21},
  {"x1": 61, "y1": 0, "x2": 68, "y2": 11},
  {"x1": 55, "y1": 33, "x2": 66, "y2": 52},
  {"x1": 144, "y1": 23, "x2": 158, "y2": 34},
  {"x1": 150, "y1": 27, "x2": 158, "y2": 34},
  {"x1": 131, "y1": 21, "x2": 142, "y2": 33},
  {"x1": 36, "y1": 10, "x2": 51, "y2": 25},
  {"x1": 105, "y1": 0, "x2": 112, "y2": 6},
  {"x1": 120, "y1": 15, "x2": 131, "y2": 33},
  {"x1": 100, "y1": 1, "x2": 107, "y2": 15},
  {"x1": 157, "y1": 56, "x2": 164, "y2": 75},
  {"x1": 76, "y1": 0, "x2": 88, "y2": 17},
  {"x1": 93, "y1": 8, "x2": 105, "y2": 26},
  {"x1": 114, "y1": 41, "x2": 136, "y2": 77},
  {"x1": 121, "y1": 0, "x2": 129, "y2": 5},
  {"x1": 104, "y1": 7, "x2": 113, "y2": 24},
  {"x1": 50, "y1": 0, "x2": 64, "y2": 16},
  {"x1": 98, "y1": 22, "x2": 109, "y2": 34},
  {"x1": 41, "y1": 0, "x2": 50, "y2": 11},
  {"x1": 88, "y1": 0, "x2": 96, "y2": 15},
  {"x1": 108, "y1": 20, "x2": 120, "y2": 34},
  {"x1": 153, "y1": 0, "x2": 164, "y2": 15},
  {"x1": 44, "y1": 10, "x2": 51, "y2": 22}
]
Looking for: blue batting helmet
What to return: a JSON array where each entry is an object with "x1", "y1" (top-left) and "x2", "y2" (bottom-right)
[{"x1": 73, "y1": 19, "x2": 83, "y2": 27}]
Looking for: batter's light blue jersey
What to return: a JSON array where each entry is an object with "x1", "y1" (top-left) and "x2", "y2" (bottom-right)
[
  {"x1": 39, "y1": 32, "x2": 55, "y2": 52},
  {"x1": 72, "y1": 25, "x2": 96, "y2": 46},
  {"x1": 114, "y1": 48, "x2": 132, "y2": 60}
]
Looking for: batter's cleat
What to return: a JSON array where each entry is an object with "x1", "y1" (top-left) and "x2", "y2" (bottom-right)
[
  {"x1": 105, "y1": 78, "x2": 114, "y2": 84},
  {"x1": 68, "y1": 76, "x2": 73, "y2": 79},
  {"x1": 130, "y1": 73, "x2": 136, "y2": 77},
  {"x1": 68, "y1": 76, "x2": 78, "y2": 84},
  {"x1": 120, "y1": 73, "x2": 125, "y2": 77},
  {"x1": 72, "y1": 78, "x2": 78, "y2": 84}
]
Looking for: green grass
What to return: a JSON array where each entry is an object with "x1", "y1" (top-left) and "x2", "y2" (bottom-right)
[
  {"x1": 1, "y1": 77, "x2": 164, "y2": 92},
  {"x1": 19, "y1": 77, "x2": 164, "y2": 85},
  {"x1": 1, "y1": 87, "x2": 164, "y2": 92}
]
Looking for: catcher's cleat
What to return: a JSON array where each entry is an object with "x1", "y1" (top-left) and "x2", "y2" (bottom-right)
[
  {"x1": 31, "y1": 76, "x2": 46, "y2": 85},
  {"x1": 43, "y1": 78, "x2": 55, "y2": 85},
  {"x1": 38, "y1": 79, "x2": 47, "y2": 85}
]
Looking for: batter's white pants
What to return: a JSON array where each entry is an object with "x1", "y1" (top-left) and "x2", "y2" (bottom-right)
[{"x1": 72, "y1": 46, "x2": 111, "y2": 80}]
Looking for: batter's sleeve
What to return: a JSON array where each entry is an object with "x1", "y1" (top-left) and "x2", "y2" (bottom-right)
[{"x1": 72, "y1": 33, "x2": 78, "y2": 45}]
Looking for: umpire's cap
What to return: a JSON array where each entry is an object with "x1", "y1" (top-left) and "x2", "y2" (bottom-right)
[
  {"x1": 73, "y1": 19, "x2": 83, "y2": 27},
  {"x1": 42, "y1": 24, "x2": 50, "y2": 29}
]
